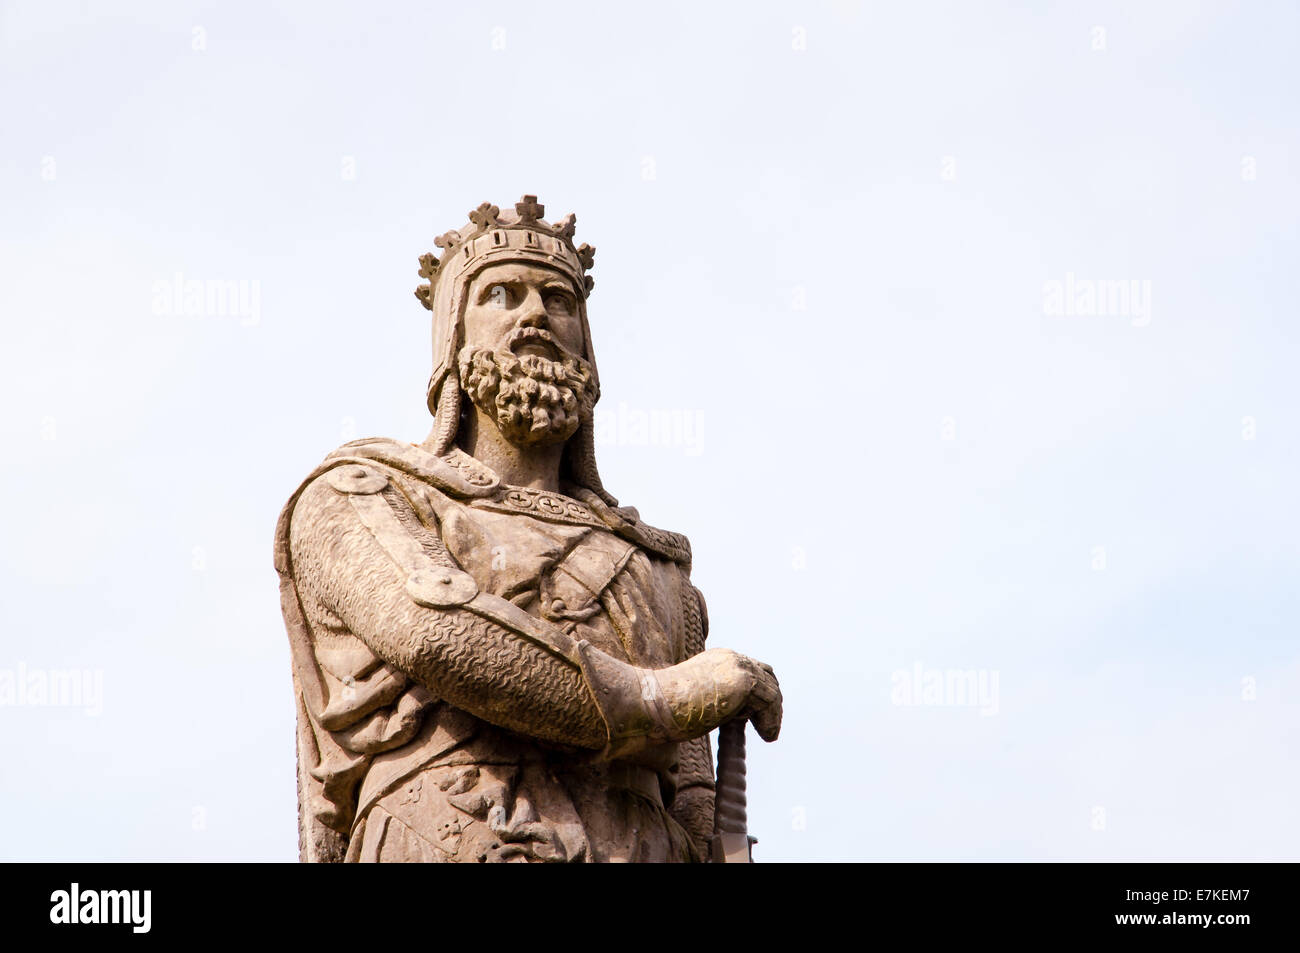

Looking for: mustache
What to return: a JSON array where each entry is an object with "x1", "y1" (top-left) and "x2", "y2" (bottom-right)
[{"x1": 503, "y1": 326, "x2": 578, "y2": 360}]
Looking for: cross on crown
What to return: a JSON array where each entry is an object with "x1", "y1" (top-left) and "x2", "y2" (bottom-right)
[{"x1": 515, "y1": 195, "x2": 544, "y2": 223}]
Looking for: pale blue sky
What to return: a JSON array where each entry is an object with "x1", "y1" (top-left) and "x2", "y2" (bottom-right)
[{"x1": 2, "y1": 0, "x2": 1297, "y2": 861}]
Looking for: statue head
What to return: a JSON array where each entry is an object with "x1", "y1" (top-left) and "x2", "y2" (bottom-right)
[{"x1": 414, "y1": 195, "x2": 615, "y2": 502}]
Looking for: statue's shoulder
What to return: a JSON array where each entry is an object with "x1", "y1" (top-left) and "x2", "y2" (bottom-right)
[
  {"x1": 312, "y1": 438, "x2": 500, "y2": 499},
  {"x1": 561, "y1": 486, "x2": 694, "y2": 570},
  {"x1": 274, "y1": 438, "x2": 499, "y2": 576}
]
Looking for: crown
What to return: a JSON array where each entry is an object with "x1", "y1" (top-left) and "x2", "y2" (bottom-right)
[{"x1": 414, "y1": 194, "x2": 596, "y2": 311}]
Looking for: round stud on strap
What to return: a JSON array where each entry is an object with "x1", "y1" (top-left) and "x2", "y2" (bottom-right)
[
  {"x1": 406, "y1": 568, "x2": 478, "y2": 608},
  {"x1": 325, "y1": 464, "x2": 388, "y2": 495}
]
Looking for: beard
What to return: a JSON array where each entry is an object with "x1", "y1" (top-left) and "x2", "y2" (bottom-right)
[{"x1": 458, "y1": 331, "x2": 599, "y2": 448}]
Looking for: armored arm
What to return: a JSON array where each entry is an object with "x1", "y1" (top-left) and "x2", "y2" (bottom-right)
[{"x1": 288, "y1": 465, "x2": 780, "y2": 757}]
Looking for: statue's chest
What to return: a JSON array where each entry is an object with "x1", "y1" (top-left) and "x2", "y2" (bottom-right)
[
  {"x1": 437, "y1": 503, "x2": 596, "y2": 598},
  {"x1": 435, "y1": 499, "x2": 678, "y2": 666}
]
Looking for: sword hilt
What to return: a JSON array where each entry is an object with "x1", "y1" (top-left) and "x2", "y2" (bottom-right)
[{"x1": 711, "y1": 719, "x2": 755, "y2": 862}]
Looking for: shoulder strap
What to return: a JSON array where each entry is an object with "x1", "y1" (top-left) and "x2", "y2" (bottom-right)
[{"x1": 328, "y1": 438, "x2": 500, "y2": 498}]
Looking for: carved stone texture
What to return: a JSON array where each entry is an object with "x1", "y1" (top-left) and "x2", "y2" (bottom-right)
[{"x1": 275, "y1": 196, "x2": 782, "y2": 863}]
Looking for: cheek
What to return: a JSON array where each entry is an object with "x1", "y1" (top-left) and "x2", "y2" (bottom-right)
[
  {"x1": 554, "y1": 315, "x2": 586, "y2": 354},
  {"x1": 461, "y1": 306, "x2": 511, "y2": 350}
]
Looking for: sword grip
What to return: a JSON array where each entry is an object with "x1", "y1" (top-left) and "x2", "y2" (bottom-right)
[
  {"x1": 710, "y1": 719, "x2": 754, "y2": 862},
  {"x1": 714, "y1": 719, "x2": 748, "y2": 835}
]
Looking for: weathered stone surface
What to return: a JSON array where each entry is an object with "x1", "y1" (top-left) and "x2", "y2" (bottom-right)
[{"x1": 274, "y1": 196, "x2": 782, "y2": 862}]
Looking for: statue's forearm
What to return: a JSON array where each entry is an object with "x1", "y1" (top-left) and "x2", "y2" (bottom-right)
[{"x1": 366, "y1": 601, "x2": 611, "y2": 749}]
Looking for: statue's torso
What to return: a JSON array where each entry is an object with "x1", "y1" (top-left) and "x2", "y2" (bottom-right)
[{"x1": 282, "y1": 441, "x2": 705, "y2": 862}]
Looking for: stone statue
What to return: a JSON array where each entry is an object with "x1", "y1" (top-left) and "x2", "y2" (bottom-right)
[{"x1": 274, "y1": 195, "x2": 783, "y2": 862}]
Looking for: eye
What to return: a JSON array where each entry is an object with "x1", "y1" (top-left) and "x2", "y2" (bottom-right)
[{"x1": 543, "y1": 291, "x2": 574, "y2": 316}]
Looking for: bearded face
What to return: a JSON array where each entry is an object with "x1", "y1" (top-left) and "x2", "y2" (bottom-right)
[
  {"x1": 452, "y1": 261, "x2": 599, "y2": 449},
  {"x1": 458, "y1": 329, "x2": 598, "y2": 447}
]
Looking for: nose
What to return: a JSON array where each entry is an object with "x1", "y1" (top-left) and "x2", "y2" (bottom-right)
[{"x1": 516, "y1": 289, "x2": 549, "y2": 329}]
